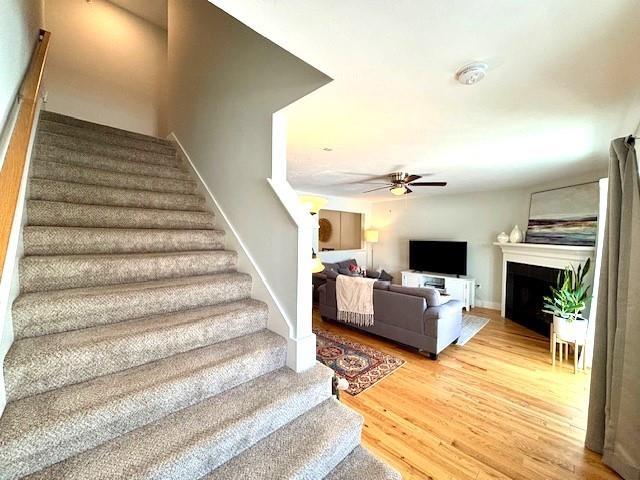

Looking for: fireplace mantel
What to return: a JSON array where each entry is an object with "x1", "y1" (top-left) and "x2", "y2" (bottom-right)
[{"x1": 494, "y1": 242, "x2": 595, "y2": 317}]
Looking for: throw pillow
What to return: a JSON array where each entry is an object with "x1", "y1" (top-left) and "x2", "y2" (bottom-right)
[
  {"x1": 366, "y1": 270, "x2": 381, "y2": 279},
  {"x1": 348, "y1": 263, "x2": 358, "y2": 273},
  {"x1": 379, "y1": 270, "x2": 393, "y2": 282}
]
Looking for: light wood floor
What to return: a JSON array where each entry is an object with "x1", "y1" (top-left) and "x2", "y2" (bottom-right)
[{"x1": 313, "y1": 307, "x2": 618, "y2": 480}]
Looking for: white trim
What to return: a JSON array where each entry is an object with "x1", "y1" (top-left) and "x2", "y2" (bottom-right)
[
  {"x1": 168, "y1": 132, "x2": 293, "y2": 332},
  {"x1": 169, "y1": 129, "x2": 316, "y2": 372},
  {"x1": 494, "y1": 242, "x2": 595, "y2": 318},
  {"x1": 474, "y1": 300, "x2": 501, "y2": 310},
  {"x1": 0, "y1": 97, "x2": 43, "y2": 415}
]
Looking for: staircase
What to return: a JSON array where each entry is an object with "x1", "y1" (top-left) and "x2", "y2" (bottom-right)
[{"x1": 0, "y1": 111, "x2": 400, "y2": 479}]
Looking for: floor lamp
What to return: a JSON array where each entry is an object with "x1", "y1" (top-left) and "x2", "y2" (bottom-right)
[{"x1": 364, "y1": 229, "x2": 379, "y2": 271}]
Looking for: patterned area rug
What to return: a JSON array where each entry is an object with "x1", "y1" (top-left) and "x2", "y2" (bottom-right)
[
  {"x1": 458, "y1": 313, "x2": 490, "y2": 346},
  {"x1": 313, "y1": 329, "x2": 405, "y2": 396}
]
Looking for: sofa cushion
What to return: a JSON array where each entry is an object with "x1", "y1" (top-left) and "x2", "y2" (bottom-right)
[
  {"x1": 326, "y1": 270, "x2": 339, "y2": 280},
  {"x1": 338, "y1": 268, "x2": 358, "y2": 276},
  {"x1": 389, "y1": 285, "x2": 444, "y2": 306}
]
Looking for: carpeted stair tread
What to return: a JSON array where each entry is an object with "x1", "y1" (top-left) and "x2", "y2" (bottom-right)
[
  {"x1": 38, "y1": 119, "x2": 177, "y2": 155},
  {"x1": 29, "y1": 178, "x2": 207, "y2": 211},
  {"x1": 5, "y1": 299, "x2": 268, "y2": 401},
  {"x1": 206, "y1": 398, "x2": 363, "y2": 480},
  {"x1": 24, "y1": 365, "x2": 333, "y2": 480},
  {"x1": 23, "y1": 226, "x2": 226, "y2": 255},
  {"x1": 27, "y1": 200, "x2": 215, "y2": 229},
  {"x1": 20, "y1": 250, "x2": 238, "y2": 293},
  {"x1": 34, "y1": 144, "x2": 190, "y2": 180},
  {"x1": 12, "y1": 272, "x2": 252, "y2": 338},
  {"x1": 0, "y1": 330, "x2": 287, "y2": 479},
  {"x1": 325, "y1": 447, "x2": 402, "y2": 480},
  {"x1": 37, "y1": 130, "x2": 178, "y2": 167},
  {"x1": 40, "y1": 110, "x2": 174, "y2": 147},
  {"x1": 32, "y1": 159, "x2": 198, "y2": 194}
]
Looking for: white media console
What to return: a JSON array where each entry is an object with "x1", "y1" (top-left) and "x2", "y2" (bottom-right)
[{"x1": 401, "y1": 271, "x2": 475, "y2": 311}]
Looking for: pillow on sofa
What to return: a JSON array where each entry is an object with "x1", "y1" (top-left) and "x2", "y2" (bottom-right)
[
  {"x1": 378, "y1": 270, "x2": 393, "y2": 282},
  {"x1": 337, "y1": 259, "x2": 358, "y2": 270},
  {"x1": 389, "y1": 285, "x2": 445, "y2": 306},
  {"x1": 366, "y1": 270, "x2": 381, "y2": 279},
  {"x1": 322, "y1": 262, "x2": 339, "y2": 273}
]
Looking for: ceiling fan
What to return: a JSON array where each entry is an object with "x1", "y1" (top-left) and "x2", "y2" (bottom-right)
[{"x1": 360, "y1": 172, "x2": 447, "y2": 196}]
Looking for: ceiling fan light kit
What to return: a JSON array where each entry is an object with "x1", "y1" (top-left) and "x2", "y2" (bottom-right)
[
  {"x1": 390, "y1": 185, "x2": 407, "y2": 196},
  {"x1": 360, "y1": 171, "x2": 447, "y2": 196}
]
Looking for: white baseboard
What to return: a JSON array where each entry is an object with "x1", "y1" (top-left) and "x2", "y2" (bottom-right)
[{"x1": 474, "y1": 300, "x2": 501, "y2": 311}]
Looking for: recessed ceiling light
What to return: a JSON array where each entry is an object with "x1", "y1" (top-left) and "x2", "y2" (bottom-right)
[
  {"x1": 455, "y1": 62, "x2": 488, "y2": 85},
  {"x1": 322, "y1": 147, "x2": 333, "y2": 152}
]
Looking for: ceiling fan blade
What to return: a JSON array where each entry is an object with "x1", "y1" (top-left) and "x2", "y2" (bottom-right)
[
  {"x1": 362, "y1": 184, "x2": 392, "y2": 193},
  {"x1": 408, "y1": 181, "x2": 448, "y2": 187},
  {"x1": 404, "y1": 174, "x2": 421, "y2": 183},
  {"x1": 404, "y1": 186, "x2": 413, "y2": 194}
]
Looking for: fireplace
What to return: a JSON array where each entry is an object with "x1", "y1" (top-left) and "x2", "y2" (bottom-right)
[
  {"x1": 505, "y1": 262, "x2": 560, "y2": 336},
  {"x1": 496, "y1": 242, "x2": 595, "y2": 340}
]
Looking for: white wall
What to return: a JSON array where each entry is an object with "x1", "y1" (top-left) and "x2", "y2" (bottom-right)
[
  {"x1": 370, "y1": 169, "x2": 607, "y2": 308},
  {"x1": 168, "y1": 0, "x2": 330, "y2": 366},
  {"x1": 0, "y1": 0, "x2": 44, "y2": 167},
  {"x1": 43, "y1": 0, "x2": 167, "y2": 136}
]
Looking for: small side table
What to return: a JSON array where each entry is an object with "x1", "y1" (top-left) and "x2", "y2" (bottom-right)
[{"x1": 552, "y1": 331, "x2": 587, "y2": 373}]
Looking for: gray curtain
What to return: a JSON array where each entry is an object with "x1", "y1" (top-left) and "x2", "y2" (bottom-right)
[{"x1": 585, "y1": 136, "x2": 640, "y2": 479}]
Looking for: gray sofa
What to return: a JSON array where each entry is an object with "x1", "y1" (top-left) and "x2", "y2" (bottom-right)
[{"x1": 318, "y1": 275, "x2": 463, "y2": 359}]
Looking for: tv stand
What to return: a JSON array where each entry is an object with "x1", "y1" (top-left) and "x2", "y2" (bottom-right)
[{"x1": 401, "y1": 270, "x2": 475, "y2": 311}]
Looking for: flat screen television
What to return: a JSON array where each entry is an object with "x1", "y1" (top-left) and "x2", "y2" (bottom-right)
[{"x1": 409, "y1": 240, "x2": 467, "y2": 276}]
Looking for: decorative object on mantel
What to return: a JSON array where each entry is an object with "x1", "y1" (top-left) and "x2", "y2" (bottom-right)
[
  {"x1": 496, "y1": 232, "x2": 509, "y2": 244},
  {"x1": 509, "y1": 225, "x2": 523, "y2": 243},
  {"x1": 313, "y1": 328, "x2": 405, "y2": 396},
  {"x1": 543, "y1": 259, "x2": 591, "y2": 373},
  {"x1": 525, "y1": 182, "x2": 599, "y2": 246}
]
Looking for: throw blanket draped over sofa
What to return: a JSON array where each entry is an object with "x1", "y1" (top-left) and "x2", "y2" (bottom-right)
[{"x1": 336, "y1": 275, "x2": 377, "y2": 326}]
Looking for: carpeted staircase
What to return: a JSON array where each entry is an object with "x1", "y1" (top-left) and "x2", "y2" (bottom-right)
[{"x1": 0, "y1": 111, "x2": 400, "y2": 479}]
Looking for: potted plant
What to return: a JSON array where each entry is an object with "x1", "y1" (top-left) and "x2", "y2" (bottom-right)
[{"x1": 543, "y1": 258, "x2": 591, "y2": 341}]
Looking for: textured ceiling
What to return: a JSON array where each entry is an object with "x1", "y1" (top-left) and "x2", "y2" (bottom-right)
[{"x1": 211, "y1": 0, "x2": 640, "y2": 199}]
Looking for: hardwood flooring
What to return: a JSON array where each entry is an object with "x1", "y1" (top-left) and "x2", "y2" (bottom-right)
[{"x1": 313, "y1": 307, "x2": 618, "y2": 480}]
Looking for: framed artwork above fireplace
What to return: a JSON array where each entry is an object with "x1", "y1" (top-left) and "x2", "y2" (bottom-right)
[{"x1": 525, "y1": 182, "x2": 599, "y2": 246}]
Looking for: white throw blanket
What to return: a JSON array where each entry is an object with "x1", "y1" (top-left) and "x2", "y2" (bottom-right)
[{"x1": 336, "y1": 275, "x2": 377, "y2": 326}]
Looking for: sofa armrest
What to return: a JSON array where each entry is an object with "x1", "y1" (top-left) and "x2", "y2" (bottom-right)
[
  {"x1": 318, "y1": 283, "x2": 327, "y2": 305},
  {"x1": 423, "y1": 300, "x2": 463, "y2": 338}
]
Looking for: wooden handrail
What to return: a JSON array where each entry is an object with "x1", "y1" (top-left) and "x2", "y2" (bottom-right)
[{"x1": 0, "y1": 29, "x2": 50, "y2": 275}]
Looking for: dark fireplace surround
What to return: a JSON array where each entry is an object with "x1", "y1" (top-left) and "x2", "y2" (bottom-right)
[{"x1": 505, "y1": 262, "x2": 560, "y2": 337}]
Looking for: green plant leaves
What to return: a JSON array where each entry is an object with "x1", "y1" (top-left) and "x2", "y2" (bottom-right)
[{"x1": 542, "y1": 260, "x2": 591, "y2": 321}]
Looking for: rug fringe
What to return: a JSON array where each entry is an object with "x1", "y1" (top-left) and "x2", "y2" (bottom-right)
[{"x1": 337, "y1": 310, "x2": 374, "y2": 327}]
